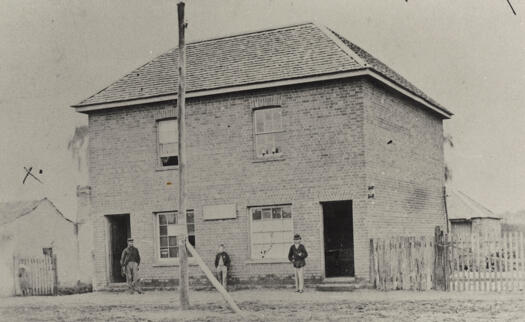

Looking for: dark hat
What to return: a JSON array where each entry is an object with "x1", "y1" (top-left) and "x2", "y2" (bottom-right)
[
  {"x1": 127, "y1": 238, "x2": 134, "y2": 242},
  {"x1": 294, "y1": 234, "x2": 301, "y2": 240}
]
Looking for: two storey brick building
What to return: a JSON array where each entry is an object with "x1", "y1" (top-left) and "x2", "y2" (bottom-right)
[{"x1": 72, "y1": 23, "x2": 452, "y2": 289}]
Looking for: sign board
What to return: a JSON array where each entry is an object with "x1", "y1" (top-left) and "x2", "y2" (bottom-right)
[{"x1": 203, "y1": 204, "x2": 236, "y2": 220}]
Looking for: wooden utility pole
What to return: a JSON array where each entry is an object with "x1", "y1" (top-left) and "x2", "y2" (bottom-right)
[{"x1": 177, "y1": 1, "x2": 190, "y2": 310}]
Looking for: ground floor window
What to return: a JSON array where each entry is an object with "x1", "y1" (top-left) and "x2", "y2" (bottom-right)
[
  {"x1": 250, "y1": 204, "x2": 292, "y2": 259},
  {"x1": 156, "y1": 210, "x2": 195, "y2": 259}
]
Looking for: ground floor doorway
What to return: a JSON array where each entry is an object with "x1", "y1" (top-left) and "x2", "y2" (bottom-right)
[
  {"x1": 322, "y1": 201, "x2": 354, "y2": 277},
  {"x1": 106, "y1": 214, "x2": 130, "y2": 283}
]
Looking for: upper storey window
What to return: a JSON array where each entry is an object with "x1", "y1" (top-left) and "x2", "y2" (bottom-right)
[
  {"x1": 254, "y1": 107, "x2": 283, "y2": 158},
  {"x1": 157, "y1": 119, "x2": 178, "y2": 167}
]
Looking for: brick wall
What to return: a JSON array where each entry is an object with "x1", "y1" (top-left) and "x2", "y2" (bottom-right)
[
  {"x1": 87, "y1": 77, "x2": 446, "y2": 288},
  {"x1": 363, "y1": 78, "x2": 446, "y2": 248}
]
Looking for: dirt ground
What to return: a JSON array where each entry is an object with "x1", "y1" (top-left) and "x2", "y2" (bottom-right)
[{"x1": 1, "y1": 288, "x2": 525, "y2": 322}]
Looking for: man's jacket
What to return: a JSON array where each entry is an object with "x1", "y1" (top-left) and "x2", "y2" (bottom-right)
[
  {"x1": 214, "y1": 251, "x2": 231, "y2": 268},
  {"x1": 288, "y1": 244, "x2": 308, "y2": 268},
  {"x1": 120, "y1": 246, "x2": 141, "y2": 266}
]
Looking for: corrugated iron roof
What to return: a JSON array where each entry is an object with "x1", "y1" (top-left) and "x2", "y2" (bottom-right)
[{"x1": 447, "y1": 190, "x2": 498, "y2": 220}]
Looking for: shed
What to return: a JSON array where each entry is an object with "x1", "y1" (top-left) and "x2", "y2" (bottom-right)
[
  {"x1": 446, "y1": 190, "x2": 501, "y2": 241},
  {"x1": 0, "y1": 198, "x2": 81, "y2": 296}
]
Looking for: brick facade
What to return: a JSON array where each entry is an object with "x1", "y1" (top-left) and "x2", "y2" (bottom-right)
[{"x1": 87, "y1": 77, "x2": 446, "y2": 289}]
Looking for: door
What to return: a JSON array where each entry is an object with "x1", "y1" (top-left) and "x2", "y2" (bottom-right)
[
  {"x1": 322, "y1": 201, "x2": 354, "y2": 277},
  {"x1": 106, "y1": 214, "x2": 130, "y2": 283}
]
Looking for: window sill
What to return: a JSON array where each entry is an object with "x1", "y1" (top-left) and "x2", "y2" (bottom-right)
[
  {"x1": 245, "y1": 258, "x2": 290, "y2": 264},
  {"x1": 152, "y1": 258, "x2": 198, "y2": 267},
  {"x1": 252, "y1": 157, "x2": 285, "y2": 163},
  {"x1": 155, "y1": 165, "x2": 179, "y2": 172}
]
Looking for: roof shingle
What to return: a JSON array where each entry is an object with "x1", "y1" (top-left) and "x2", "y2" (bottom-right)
[{"x1": 74, "y1": 22, "x2": 450, "y2": 116}]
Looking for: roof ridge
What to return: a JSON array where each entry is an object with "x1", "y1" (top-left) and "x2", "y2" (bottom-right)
[
  {"x1": 75, "y1": 22, "x2": 318, "y2": 106},
  {"x1": 186, "y1": 21, "x2": 316, "y2": 46},
  {"x1": 314, "y1": 24, "x2": 368, "y2": 68}
]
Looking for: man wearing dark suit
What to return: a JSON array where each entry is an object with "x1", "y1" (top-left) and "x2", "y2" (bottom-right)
[{"x1": 288, "y1": 234, "x2": 308, "y2": 293}]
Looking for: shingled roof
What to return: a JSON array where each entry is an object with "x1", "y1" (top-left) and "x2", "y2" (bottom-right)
[{"x1": 73, "y1": 22, "x2": 451, "y2": 117}]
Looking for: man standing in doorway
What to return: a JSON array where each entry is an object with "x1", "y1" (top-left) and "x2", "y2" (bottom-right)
[{"x1": 120, "y1": 238, "x2": 142, "y2": 294}]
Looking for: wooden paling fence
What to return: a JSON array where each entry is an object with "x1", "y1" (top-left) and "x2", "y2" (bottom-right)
[
  {"x1": 449, "y1": 231, "x2": 525, "y2": 292},
  {"x1": 370, "y1": 227, "x2": 525, "y2": 292},
  {"x1": 14, "y1": 255, "x2": 57, "y2": 296},
  {"x1": 369, "y1": 236, "x2": 434, "y2": 291}
]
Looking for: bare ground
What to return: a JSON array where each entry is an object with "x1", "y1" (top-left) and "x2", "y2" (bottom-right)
[{"x1": 1, "y1": 289, "x2": 525, "y2": 321}]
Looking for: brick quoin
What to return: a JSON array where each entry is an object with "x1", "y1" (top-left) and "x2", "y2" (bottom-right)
[{"x1": 87, "y1": 77, "x2": 446, "y2": 289}]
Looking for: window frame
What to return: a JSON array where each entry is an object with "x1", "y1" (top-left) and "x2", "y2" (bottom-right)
[
  {"x1": 154, "y1": 210, "x2": 196, "y2": 263},
  {"x1": 253, "y1": 106, "x2": 285, "y2": 160},
  {"x1": 248, "y1": 204, "x2": 293, "y2": 260},
  {"x1": 156, "y1": 118, "x2": 179, "y2": 170}
]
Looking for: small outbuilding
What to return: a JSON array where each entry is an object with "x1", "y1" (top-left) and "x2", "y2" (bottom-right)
[
  {"x1": 0, "y1": 198, "x2": 81, "y2": 296},
  {"x1": 446, "y1": 190, "x2": 501, "y2": 241}
]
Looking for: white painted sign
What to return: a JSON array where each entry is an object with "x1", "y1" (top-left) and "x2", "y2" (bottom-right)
[{"x1": 203, "y1": 204, "x2": 236, "y2": 220}]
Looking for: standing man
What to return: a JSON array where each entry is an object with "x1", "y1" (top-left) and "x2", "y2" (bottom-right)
[
  {"x1": 120, "y1": 238, "x2": 142, "y2": 294},
  {"x1": 214, "y1": 244, "x2": 231, "y2": 289},
  {"x1": 288, "y1": 234, "x2": 308, "y2": 293}
]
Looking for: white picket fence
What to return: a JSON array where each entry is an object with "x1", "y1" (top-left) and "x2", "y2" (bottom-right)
[{"x1": 14, "y1": 255, "x2": 57, "y2": 296}]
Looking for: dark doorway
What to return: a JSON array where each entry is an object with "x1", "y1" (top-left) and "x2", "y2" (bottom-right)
[
  {"x1": 106, "y1": 214, "x2": 130, "y2": 283},
  {"x1": 322, "y1": 201, "x2": 354, "y2": 277}
]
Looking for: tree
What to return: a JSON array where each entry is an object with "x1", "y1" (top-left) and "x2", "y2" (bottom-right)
[
  {"x1": 67, "y1": 125, "x2": 88, "y2": 171},
  {"x1": 443, "y1": 134, "x2": 454, "y2": 182}
]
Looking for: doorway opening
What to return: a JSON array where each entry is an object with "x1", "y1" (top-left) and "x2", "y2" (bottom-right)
[
  {"x1": 322, "y1": 201, "x2": 354, "y2": 277},
  {"x1": 106, "y1": 214, "x2": 130, "y2": 283}
]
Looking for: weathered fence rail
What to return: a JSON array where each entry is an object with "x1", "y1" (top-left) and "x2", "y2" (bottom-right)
[
  {"x1": 370, "y1": 228, "x2": 525, "y2": 292},
  {"x1": 14, "y1": 255, "x2": 57, "y2": 296},
  {"x1": 370, "y1": 236, "x2": 434, "y2": 291}
]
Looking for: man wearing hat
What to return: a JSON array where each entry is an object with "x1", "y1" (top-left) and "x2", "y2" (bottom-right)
[
  {"x1": 120, "y1": 237, "x2": 142, "y2": 294},
  {"x1": 288, "y1": 234, "x2": 308, "y2": 293}
]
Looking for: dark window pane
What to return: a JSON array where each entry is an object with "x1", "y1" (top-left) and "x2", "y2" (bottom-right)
[
  {"x1": 282, "y1": 205, "x2": 292, "y2": 218},
  {"x1": 188, "y1": 235, "x2": 196, "y2": 247},
  {"x1": 159, "y1": 214, "x2": 167, "y2": 225},
  {"x1": 159, "y1": 226, "x2": 167, "y2": 236},
  {"x1": 161, "y1": 156, "x2": 178, "y2": 166},
  {"x1": 272, "y1": 208, "x2": 282, "y2": 219},
  {"x1": 262, "y1": 208, "x2": 271, "y2": 219},
  {"x1": 166, "y1": 212, "x2": 177, "y2": 224},
  {"x1": 252, "y1": 209, "x2": 261, "y2": 220},
  {"x1": 168, "y1": 236, "x2": 177, "y2": 247},
  {"x1": 187, "y1": 223, "x2": 195, "y2": 234},
  {"x1": 160, "y1": 236, "x2": 168, "y2": 247},
  {"x1": 169, "y1": 247, "x2": 178, "y2": 258},
  {"x1": 186, "y1": 211, "x2": 194, "y2": 224},
  {"x1": 160, "y1": 248, "x2": 169, "y2": 258}
]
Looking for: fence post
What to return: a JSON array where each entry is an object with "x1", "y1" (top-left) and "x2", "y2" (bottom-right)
[
  {"x1": 12, "y1": 256, "x2": 17, "y2": 296},
  {"x1": 369, "y1": 239, "x2": 374, "y2": 286},
  {"x1": 52, "y1": 255, "x2": 58, "y2": 295},
  {"x1": 433, "y1": 226, "x2": 451, "y2": 291}
]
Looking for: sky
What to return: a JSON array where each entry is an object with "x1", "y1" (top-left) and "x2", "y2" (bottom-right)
[{"x1": 1, "y1": 0, "x2": 524, "y2": 219}]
